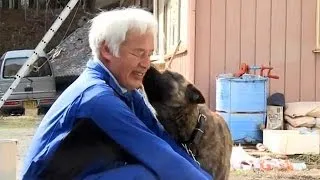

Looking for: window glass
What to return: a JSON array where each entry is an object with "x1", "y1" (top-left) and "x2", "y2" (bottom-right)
[{"x1": 3, "y1": 57, "x2": 52, "y2": 78}]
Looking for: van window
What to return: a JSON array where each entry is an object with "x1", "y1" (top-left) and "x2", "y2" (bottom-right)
[{"x1": 3, "y1": 57, "x2": 52, "y2": 78}]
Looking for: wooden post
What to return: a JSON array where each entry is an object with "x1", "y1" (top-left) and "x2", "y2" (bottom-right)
[{"x1": 0, "y1": 139, "x2": 17, "y2": 180}]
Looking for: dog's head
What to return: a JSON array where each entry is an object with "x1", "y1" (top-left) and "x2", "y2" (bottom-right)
[
  {"x1": 142, "y1": 66, "x2": 205, "y2": 107},
  {"x1": 142, "y1": 66, "x2": 206, "y2": 141}
]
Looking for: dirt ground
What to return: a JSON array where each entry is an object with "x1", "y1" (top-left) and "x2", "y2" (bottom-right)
[
  {"x1": 0, "y1": 116, "x2": 40, "y2": 179},
  {"x1": 1, "y1": 116, "x2": 320, "y2": 180}
]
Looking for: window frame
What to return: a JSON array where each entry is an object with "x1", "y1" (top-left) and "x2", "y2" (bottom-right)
[{"x1": 151, "y1": 0, "x2": 188, "y2": 62}]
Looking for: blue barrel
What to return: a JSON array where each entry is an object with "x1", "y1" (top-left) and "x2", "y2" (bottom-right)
[
  {"x1": 217, "y1": 112, "x2": 266, "y2": 143},
  {"x1": 216, "y1": 74, "x2": 268, "y2": 113},
  {"x1": 216, "y1": 74, "x2": 268, "y2": 144}
]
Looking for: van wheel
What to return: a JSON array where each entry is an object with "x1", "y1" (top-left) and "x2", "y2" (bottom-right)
[
  {"x1": 37, "y1": 107, "x2": 49, "y2": 115},
  {"x1": 16, "y1": 109, "x2": 24, "y2": 115}
]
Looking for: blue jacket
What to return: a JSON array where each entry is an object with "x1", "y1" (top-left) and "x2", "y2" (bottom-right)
[{"x1": 21, "y1": 59, "x2": 213, "y2": 180}]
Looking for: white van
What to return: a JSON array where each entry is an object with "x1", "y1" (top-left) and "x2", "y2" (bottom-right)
[{"x1": 0, "y1": 49, "x2": 57, "y2": 115}]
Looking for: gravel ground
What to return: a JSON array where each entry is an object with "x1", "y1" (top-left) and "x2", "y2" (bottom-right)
[{"x1": 1, "y1": 115, "x2": 320, "y2": 180}]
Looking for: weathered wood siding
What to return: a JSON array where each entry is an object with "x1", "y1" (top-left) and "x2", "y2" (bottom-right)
[{"x1": 192, "y1": 0, "x2": 319, "y2": 109}]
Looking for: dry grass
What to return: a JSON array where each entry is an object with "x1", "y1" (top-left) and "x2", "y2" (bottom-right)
[
  {"x1": 0, "y1": 115, "x2": 41, "y2": 129},
  {"x1": 290, "y1": 154, "x2": 320, "y2": 167},
  {"x1": 229, "y1": 168, "x2": 320, "y2": 180}
]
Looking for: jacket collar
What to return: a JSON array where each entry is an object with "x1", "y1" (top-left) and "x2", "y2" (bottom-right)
[{"x1": 86, "y1": 58, "x2": 130, "y2": 98}]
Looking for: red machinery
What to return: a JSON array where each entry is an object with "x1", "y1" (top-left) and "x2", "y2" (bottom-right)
[{"x1": 234, "y1": 63, "x2": 279, "y2": 79}]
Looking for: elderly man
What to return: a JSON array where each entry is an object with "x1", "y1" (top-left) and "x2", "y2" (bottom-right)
[{"x1": 21, "y1": 7, "x2": 213, "y2": 180}]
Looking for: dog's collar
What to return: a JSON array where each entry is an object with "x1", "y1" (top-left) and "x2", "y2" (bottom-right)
[
  {"x1": 181, "y1": 112, "x2": 207, "y2": 166},
  {"x1": 183, "y1": 112, "x2": 207, "y2": 146}
]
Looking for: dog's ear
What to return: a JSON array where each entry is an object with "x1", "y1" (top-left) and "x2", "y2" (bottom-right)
[{"x1": 186, "y1": 84, "x2": 206, "y2": 104}]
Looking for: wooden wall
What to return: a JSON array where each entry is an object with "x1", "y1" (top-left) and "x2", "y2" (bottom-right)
[{"x1": 193, "y1": 0, "x2": 320, "y2": 109}]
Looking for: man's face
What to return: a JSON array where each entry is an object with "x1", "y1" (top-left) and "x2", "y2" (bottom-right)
[{"x1": 101, "y1": 31, "x2": 154, "y2": 90}]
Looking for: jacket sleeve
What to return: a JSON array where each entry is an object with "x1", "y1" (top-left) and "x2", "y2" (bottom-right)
[{"x1": 80, "y1": 92, "x2": 212, "y2": 180}]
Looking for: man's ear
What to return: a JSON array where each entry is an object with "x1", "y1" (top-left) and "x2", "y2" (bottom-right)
[
  {"x1": 99, "y1": 41, "x2": 113, "y2": 61},
  {"x1": 186, "y1": 84, "x2": 206, "y2": 104}
]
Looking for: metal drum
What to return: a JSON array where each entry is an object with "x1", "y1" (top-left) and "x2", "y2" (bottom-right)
[{"x1": 216, "y1": 74, "x2": 268, "y2": 143}]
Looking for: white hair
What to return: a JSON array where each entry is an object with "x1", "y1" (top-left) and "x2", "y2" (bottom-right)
[{"x1": 89, "y1": 7, "x2": 158, "y2": 59}]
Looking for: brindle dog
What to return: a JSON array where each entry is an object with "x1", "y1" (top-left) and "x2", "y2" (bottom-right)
[{"x1": 142, "y1": 66, "x2": 233, "y2": 180}]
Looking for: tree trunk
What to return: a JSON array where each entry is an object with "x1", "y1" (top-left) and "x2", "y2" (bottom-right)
[
  {"x1": 29, "y1": 0, "x2": 34, "y2": 8},
  {"x1": 36, "y1": 0, "x2": 39, "y2": 16},
  {"x1": 24, "y1": 2, "x2": 27, "y2": 21},
  {"x1": 14, "y1": 0, "x2": 18, "y2": 9},
  {"x1": 2, "y1": 0, "x2": 9, "y2": 8}
]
